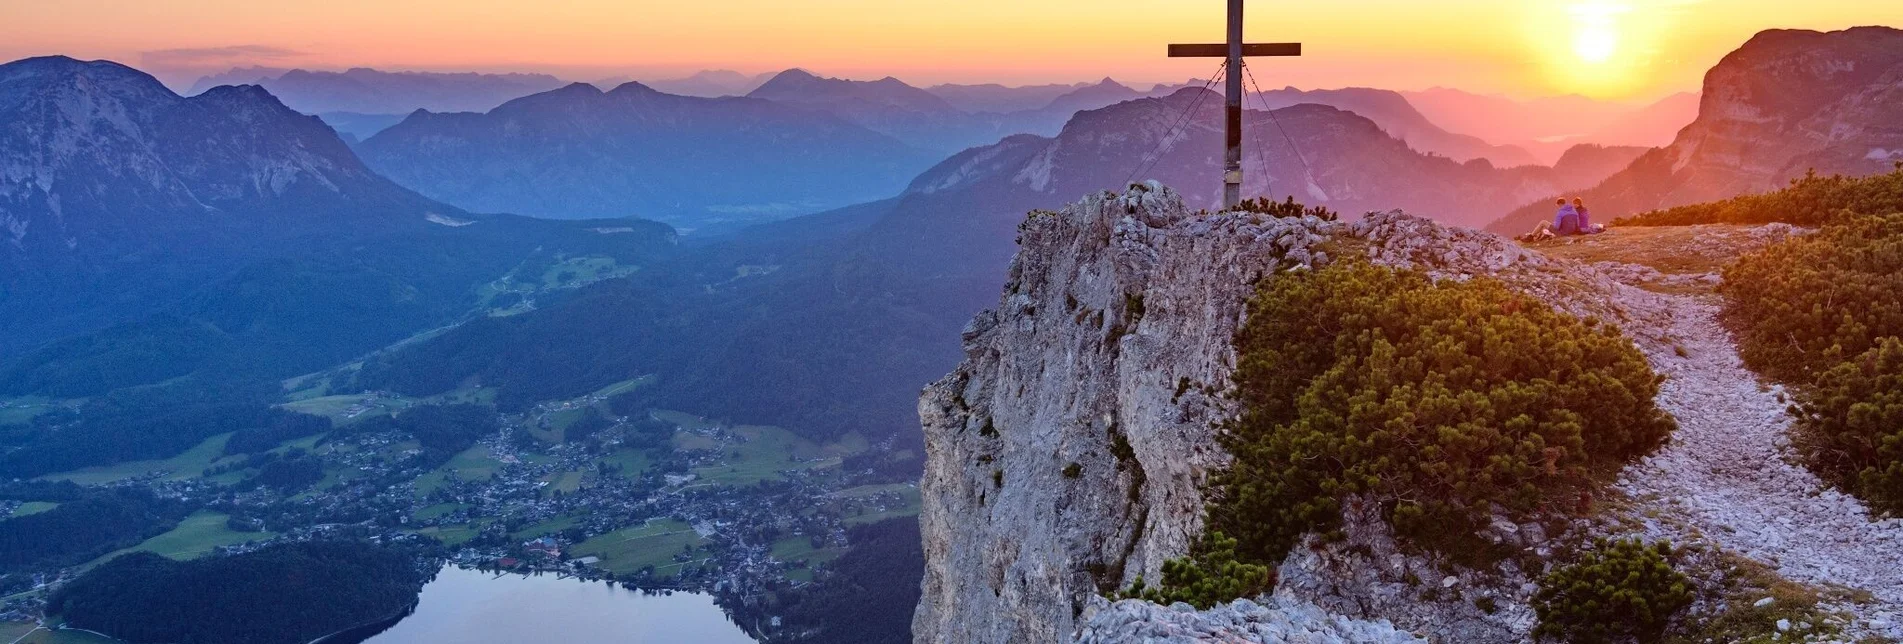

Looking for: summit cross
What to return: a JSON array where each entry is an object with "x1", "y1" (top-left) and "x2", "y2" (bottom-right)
[{"x1": 1169, "y1": 0, "x2": 1301, "y2": 210}]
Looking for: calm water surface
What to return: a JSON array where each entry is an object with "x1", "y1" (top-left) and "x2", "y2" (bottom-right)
[{"x1": 361, "y1": 565, "x2": 756, "y2": 644}]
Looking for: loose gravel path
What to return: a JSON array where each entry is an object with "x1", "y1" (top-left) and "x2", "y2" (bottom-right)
[{"x1": 1616, "y1": 291, "x2": 1903, "y2": 640}]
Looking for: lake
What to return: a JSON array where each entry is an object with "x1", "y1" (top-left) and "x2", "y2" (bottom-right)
[{"x1": 357, "y1": 565, "x2": 757, "y2": 643}]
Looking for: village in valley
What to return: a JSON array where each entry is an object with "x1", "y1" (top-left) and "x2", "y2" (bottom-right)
[{"x1": 1, "y1": 376, "x2": 920, "y2": 629}]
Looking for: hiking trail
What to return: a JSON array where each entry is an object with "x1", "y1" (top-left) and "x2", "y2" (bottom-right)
[{"x1": 1576, "y1": 249, "x2": 1903, "y2": 640}]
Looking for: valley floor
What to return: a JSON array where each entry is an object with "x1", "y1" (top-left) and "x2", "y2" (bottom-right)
[{"x1": 1599, "y1": 266, "x2": 1903, "y2": 639}]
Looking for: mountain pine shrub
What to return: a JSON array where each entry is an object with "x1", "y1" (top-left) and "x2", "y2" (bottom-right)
[
  {"x1": 1796, "y1": 338, "x2": 1903, "y2": 513},
  {"x1": 1209, "y1": 261, "x2": 1674, "y2": 564},
  {"x1": 1120, "y1": 532, "x2": 1273, "y2": 609},
  {"x1": 1619, "y1": 166, "x2": 1903, "y2": 227},
  {"x1": 1235, "y1": 196, "x2": 1339, "y2": 221},
  {"x1": 1135, "y1": 261, "x2": 1674, "y2": 606},
  {"x1": 1721, "y1": 212, "x2": 1903, "y2": 383},
  {"x1": 1533, "y1": 538, "x2": 1693, "y2": 643}
]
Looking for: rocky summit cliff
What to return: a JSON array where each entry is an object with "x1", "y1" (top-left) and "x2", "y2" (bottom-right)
[
  {"x1": 913, "y1": 183, "x2": 1603, "y2": 643},
  {"x1": 913, "y1": 183, "x2": 1903, "y2": 642}
]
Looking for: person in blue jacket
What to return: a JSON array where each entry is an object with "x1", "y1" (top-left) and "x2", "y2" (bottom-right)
[{"x1": 1553, "y1": 198, "x2": 1581, "y2": 235}]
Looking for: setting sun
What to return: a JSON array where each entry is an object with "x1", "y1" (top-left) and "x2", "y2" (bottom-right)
[{"x1": 1570, "y1": 2, "x2": 1627, "y2": 63}]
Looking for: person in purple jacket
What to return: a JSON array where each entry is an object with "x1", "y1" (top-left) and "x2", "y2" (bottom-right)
[
  {"x1": 1573, "y1": 197, "x2": 1597, "y2": 234},
  {"x1": 1553, "y1": 198, "x2": 1581, "y2": 235}
]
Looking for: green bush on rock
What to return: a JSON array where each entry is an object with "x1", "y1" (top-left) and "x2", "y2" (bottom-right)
[
  {"x1": 1796, "y1": 338, "x2": 1903, "y2": 513},
  {"x1": 1210, "y1": 261, "x2": 1674, "y2": 564},
  {"x1": 1720, "y1": 213, "x2": 1903, "y2": 383},
  {"x1": 1121, "y1": 532, "x2": 1273, "y2": 609},
  {"x1": 1533, "y1": 538, "x2": 1693, "y2": 643},
  {"x1": 1133, "y1": 260, "x2": 1675, "y2": 607},
  {"x1": 1620, "y1": 167, "x2": 1903, "y2": 227}
]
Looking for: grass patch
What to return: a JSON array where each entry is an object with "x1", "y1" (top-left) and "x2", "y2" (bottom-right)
[
  {"x1": 279, "y1": 393, "x2": 411, "y2": 424},
  {"x1": 17, "y1": 628, "x2": 124, "y2": 644},
  {"x1": 569, "y1": 520, "x2": 704, "y2": 576},
  {"x1": 89, "y1": 511, "x2": 274, "y2": 565},
  {"x1": 1666, "y1": 553, "x2": 1845, "y2": 644},
  {"x1": 589, "y1": 377, "x2": 649, "y2": 399},
  {"x1": 770, "y1": 536, "x2": 844, "y2": 569},
  {"x1": 841, "y1": 486, "x2": 922, "y2": 526},
  {"x1": 543, "y1": 471, "x2": 585, "y2": 493},
  {"x1": 413, "y1": 445, "x2": 502, "y2": 497},
  {"x1": 510, "y1": 515, "x2": 585, "y2": 540},
  {"x1": 413, "y1": 503, "x2": 467, "y2": 521},
  {"x1": 410, "y1": 524, "x2": 482, "y2": 547},
  {"x1": 11, "y1": 501, "x2": 59, "y2": 518},
  {"x1": 0, "y1": 396, "x2": 79, "y2": 426},
  {"x1": 37, "y1": 433, "x2": 242, "y2": 485},
  {"x1": 0, "y1": 621, "x2": 39, "y2": 642},
  {"x1": 601, "y1": 448, "x2": 652, "y2": 477},
  {"x1": 686, "y1": 424, "x2": 868, "y2": 486},
  {"x1": 538, "y1": 256, "x2": 633, "y2": 290}
]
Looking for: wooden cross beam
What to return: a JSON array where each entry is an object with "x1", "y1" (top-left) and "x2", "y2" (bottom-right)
[{"x1": 1169, "y1": 0, "x2": 1301, "y2": 209}]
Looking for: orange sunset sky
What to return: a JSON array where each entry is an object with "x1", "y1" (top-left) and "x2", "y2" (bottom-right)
[{"x1": 3, "y1": 0, "x2": 1900, "y2": 101}]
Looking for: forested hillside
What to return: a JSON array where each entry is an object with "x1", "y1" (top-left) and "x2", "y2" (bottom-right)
[{"x1": 49, "y1": 541, "x2": 431, "y2": 644}]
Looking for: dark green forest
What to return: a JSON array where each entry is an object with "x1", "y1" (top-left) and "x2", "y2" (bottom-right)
[
  {"x1": 768, "y1": 517, "x2": 923, "y2": 644},
  {"x1": 0, "y1": 485, "x2": 188, "y2": 575},
  {"x1": 49, "y1": 541, "x2": 431, "y2": 644}
]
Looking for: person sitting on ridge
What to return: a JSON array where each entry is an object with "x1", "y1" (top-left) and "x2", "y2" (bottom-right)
[
  {"x1": 1553, "y1": 198, "x2": 1581, "y2": 236},
  {"x1": 1573, "y1": 197, "x2": 1600, "y2": 234}
]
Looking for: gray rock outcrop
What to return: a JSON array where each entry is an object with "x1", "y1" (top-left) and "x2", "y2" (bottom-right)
[{"x1": 913, "y1": 183, "x2": 1634, "y2": 643}]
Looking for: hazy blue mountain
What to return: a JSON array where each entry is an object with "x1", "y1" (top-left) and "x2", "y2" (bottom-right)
[
  {"x1": 183, "y1": 66, "x2": 289, "y2": 93},
  {"x1": 315, "y1": 111, "x2": 407, "y2": 142},
  {"x1": 1403, "y1": 87, "x2": 1699, "y2": 164},
  {"x1": 355, "y1": 81, "x2": 940, "y2": 229},
  {"x1": 926, "y1": 81, "x2": 1096, "y2": 113},
  {"x1": 1550, "y1": 143, "x2": 1651, "y2": 190},
  {"x1": 643, "y1": 69, "x2": 776, "y2": 97},
  {"x1": 0, "y1": 56, "x2": 676, "y2": 392},
  {"x1": 186, "y1": 66, "x2": 567, "y2": 114},
  {"x1": 745, "y1": 69, "x2": 1008, "y2": 153},
  {"x1": 1252, "y1": 86, "x2": 1539, "y2": 167}
]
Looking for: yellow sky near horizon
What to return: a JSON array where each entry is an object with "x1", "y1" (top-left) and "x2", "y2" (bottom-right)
[{"x1": 3, "y1": 0, "x2": 1899, "y2": 100}]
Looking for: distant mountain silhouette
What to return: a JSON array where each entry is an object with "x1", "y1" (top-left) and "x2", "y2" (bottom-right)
[
  {"x1": 356, "y1": 81, "x2": 940, "y2": 228},
  {"x1": 745, "y1": 69, "x2": 1007, "y2": 153},
  {"x1": 1549, "y1": 143, "x2": 1650, "y2": 191},
  {"x1": 1489, "y1": 26, "x2": 1903, "y2": 233},
  {"x1": 1403, "y1": 88, "x2": 1698, "y2": 165},
  {"x1": 926, "y1": 81, "x2": 1098, "y2": 113},
  {"x1": 643, "y1": 69, "x2": 777, "y2": 97},
  {"x1": 186, "y1": 66, "x2": 567, "y2": 114},
  {"x1": 316, "y1": 111, "x2": 407, "y2": 142},
  {"x1": 1251, "y1": 86, "x2": 1539, "y2": 167}
]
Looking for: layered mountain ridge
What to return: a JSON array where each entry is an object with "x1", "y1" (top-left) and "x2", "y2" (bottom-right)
[
  {"x1": 357, "y1": 80, "x2": 940, "y2": 228},
  {"x1": 0, "y1": 55, "x2": 675, "y2": 383}
]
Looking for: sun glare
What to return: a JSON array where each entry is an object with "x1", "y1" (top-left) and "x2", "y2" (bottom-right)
[
  {"x1": 1523, "y1": 0, "x2": 1659, "y2": 97},
  {"x1": 1569, "y1": 2, "x2": 1628, "y2": 64}
]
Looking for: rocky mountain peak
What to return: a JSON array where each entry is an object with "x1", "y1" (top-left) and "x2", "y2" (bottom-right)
[{"x1": 913, "y1": 183, "x2": 1624, "y2": 642}]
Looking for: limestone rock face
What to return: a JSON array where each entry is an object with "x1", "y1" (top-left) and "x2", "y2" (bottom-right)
[
  {"x1": 911, "y1": 183, "x2": 1650, "y2": 643},
  {"x1": 1667, "y1": 26, "x2": 1903, "y2": 201},
  {"x1": 1073, "y1": 595, "x2": 1425, "y2": 644},
  {"x1": 913, "y1": 183, "x2": 1337, "y2": 643}
]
